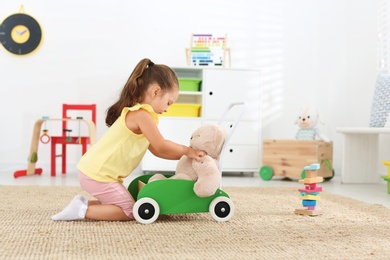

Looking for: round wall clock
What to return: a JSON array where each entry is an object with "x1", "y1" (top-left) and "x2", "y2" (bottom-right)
[{"x1": 0, "y1": 9, "x2": 42, "y2": 55}]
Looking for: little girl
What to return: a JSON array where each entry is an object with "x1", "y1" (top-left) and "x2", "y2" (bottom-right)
[{"x1": 51, "y1": 58, "x2": 205, "y2": 221}]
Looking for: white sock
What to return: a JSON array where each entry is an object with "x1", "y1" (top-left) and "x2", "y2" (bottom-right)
[
  {"x1": 51, "y1": 195, "x2": 88, "y2": 221},
  {"x1": 74, "y1": 194, "x2": 88, "y2": 206}
]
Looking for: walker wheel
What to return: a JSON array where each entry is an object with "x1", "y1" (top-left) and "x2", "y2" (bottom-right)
[
  {"x1": 209, "y1": 197, "x2": 234, "y2": 222},
  {"x1": 133, "y1": 198, "x2": 160, "y2": 224}
]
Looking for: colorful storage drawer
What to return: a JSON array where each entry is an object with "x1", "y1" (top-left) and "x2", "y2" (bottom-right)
[
  {"x1": 161, "y1": 104, "x2": 201, "y2": 117},
  {"x1": 178, "y1": 78, "x2": 202, "y2": 91}
]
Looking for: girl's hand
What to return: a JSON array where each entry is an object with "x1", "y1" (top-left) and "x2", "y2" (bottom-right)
[{"x1": 187, "y1": 147, "x2": 206, "y2": 162}]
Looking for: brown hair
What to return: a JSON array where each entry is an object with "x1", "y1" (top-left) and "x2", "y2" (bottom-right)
[{"x1": 105, "y1": 58, "x2": 178, "y2": 126}]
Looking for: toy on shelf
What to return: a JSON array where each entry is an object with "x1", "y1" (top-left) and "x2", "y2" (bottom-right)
[
  {"x1": 295, "y1": 163, "x2": 323, "y2": 216},
  {"x1": 13, "y1": 104, "x2": 97, "y2": 178},
  {"x1": 381, "y1": 161, "x2": 390, "y2": 194},
  {"x1": 185, "y1": 33, "x2": 231, "y2": 67}
]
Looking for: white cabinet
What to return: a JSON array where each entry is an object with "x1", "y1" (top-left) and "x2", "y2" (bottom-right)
[
  {"x1": 141, "y1": 67, "x2": 261, "y2": 174},
  {"x1": 202, "y1": 69, "x2": 261, "y2": 121}
]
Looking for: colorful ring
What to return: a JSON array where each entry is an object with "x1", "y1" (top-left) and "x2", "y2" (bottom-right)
[{"x1": 40, "y1": 133, "x2": 50, "y2": 144}]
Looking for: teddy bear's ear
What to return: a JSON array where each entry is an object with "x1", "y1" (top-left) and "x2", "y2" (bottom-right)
[
  {"x1": 315, "y1": 108, "x2": 326, "y2": 125},
  {"x1": 294, "y1": 116, "x2": 301, "y2": 125},
  {"x1": 199, "y1": 125, "x2": 226, "y2": 158},
  {"x1": 215, "y1": 130, "x2": 226, "y2": 149},
  {"x1": 213, "y1": 126, "x2": 227, "y2": 157}
]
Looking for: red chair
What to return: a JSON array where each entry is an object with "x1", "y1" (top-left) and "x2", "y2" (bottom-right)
[{"x1": 50, "y1": 104, "x2": 96, "y2": 176}]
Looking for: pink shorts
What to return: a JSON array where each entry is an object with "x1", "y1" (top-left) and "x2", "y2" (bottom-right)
[{"x1": 78, "y1": 171, "x2": 135, "y2": 219}]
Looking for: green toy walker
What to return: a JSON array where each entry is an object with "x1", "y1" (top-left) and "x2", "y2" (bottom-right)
[{"x1": 127, "y1": 102, "x2": 246, "y2": 224}]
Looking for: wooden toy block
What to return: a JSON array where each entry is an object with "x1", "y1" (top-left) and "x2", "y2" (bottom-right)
[
  {"x1": 299, "y1": 177, "x2": 324, "y2": 184},
  {"x1": 262, "y1": 140, "x2": 333, "y2": 179},
  {"x1": 300, "y1": 191, "x2": 320, "y2": 195},
  {"x1": 302, "y1": 200, "x2": 316, "y2": 207},
  {"x1": 299, "y1": 187, "x2": 322, "y2": 193},
  {"x1": 305, "y1": 183, "x2": 317, "y2": 189},
  {"x1": 300, "y1": 191, "x2": 320, "y2": 196},
  {"x1": 305, "y1": 170, "x2": 318, "y2": 178},
  {"x1": 300, "y1": 195, "x2": 321, "y2": 201},
  {"x1": 295, "y1": 163, "x2": 323, "y2": 216},
  {"x1": 294, "y1": 208, "x2": 322, "y2": 216},
  {"x1": 304, "y1": 163, "x2": 320, "y2": 171}
]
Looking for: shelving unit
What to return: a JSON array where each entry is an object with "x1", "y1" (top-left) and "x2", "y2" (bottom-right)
[
  {"x1": 175, "y1": 68, "x2": 203, "y2": 117},
  {"x1": 142, "y1": 67, "x2": 261, "y2": 175}
]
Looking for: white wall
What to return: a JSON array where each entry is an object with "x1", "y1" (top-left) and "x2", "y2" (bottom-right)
[{"x1": 0, "y1": 0, "x2": 383, "y2": 176}]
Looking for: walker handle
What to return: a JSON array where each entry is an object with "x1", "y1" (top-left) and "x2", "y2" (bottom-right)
[{"x1": 217, "y1": 102, "x2": 247, "y2": 187}]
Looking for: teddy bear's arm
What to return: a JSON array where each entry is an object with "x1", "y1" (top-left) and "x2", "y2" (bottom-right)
[
  {"x1": 174, "y1": 155, "x2": 198, "y2": 181},
  {"x1": 316, "y1": 129, "x2": 330, "y2": 142},
  {"x1": 192, "y1": 156, "x2": 221, "y2": 197}
]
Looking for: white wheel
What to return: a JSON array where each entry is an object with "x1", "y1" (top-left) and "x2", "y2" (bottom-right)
[
  {"x1": 209, "y1": 197, "x2": 234, "y2": 222},
  {"x1": 133, "y1": 198, "x2": 160, "y2": 224}
]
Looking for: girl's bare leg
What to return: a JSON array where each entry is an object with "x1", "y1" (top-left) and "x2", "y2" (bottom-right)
[
  {"x1": 88, "y1": 200, "x2": 101, "y2": 206},
  {"x1": 85, "y1": 200, "x2": 131, "y2": 221},
  {"x1": 85, "y1": 204, "x2": 131, "y2": 221}
]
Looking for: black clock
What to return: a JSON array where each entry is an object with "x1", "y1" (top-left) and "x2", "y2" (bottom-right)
[{"x1": 0, "y1": 13, "x2": 42, "y2": 55}]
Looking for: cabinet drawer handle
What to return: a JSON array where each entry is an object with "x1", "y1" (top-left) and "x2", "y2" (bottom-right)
[
  {"x1": 209, "y1": 91, "x2": 213, "y2": 95},
  {"x1": 229, "y1": 149, "x2": 233, "y2": 153}
]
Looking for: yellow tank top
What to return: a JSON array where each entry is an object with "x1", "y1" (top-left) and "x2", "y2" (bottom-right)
[{"x1": 77, "y1": 104, "x2": 158, "y2": 183}]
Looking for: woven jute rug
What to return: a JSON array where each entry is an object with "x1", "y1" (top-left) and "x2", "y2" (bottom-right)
[{"x1": 1, "y1": 185, "x2": 390, "y2": 259}]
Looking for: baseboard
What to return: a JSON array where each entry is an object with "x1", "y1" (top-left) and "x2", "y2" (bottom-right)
[{"x1": 1, "y1": 162, "x2": 78, "y2": 173}]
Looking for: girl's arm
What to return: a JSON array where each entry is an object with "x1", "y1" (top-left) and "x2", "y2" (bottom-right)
[{"x1": 126, "y1": 109, "x2": 205, "y2": 161}]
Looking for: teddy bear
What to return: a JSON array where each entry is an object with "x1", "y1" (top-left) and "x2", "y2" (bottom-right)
[
  {"x1": 149, "y1": 124, "x2": 227, "y2": 198},
  {"x1": 295, "y1": 106, "x2": 330, "y2": 142}
]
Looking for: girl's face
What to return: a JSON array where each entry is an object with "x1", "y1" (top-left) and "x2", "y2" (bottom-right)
[{"x1": 150, "y1": 87, "x2": 179, "y2": 115}]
